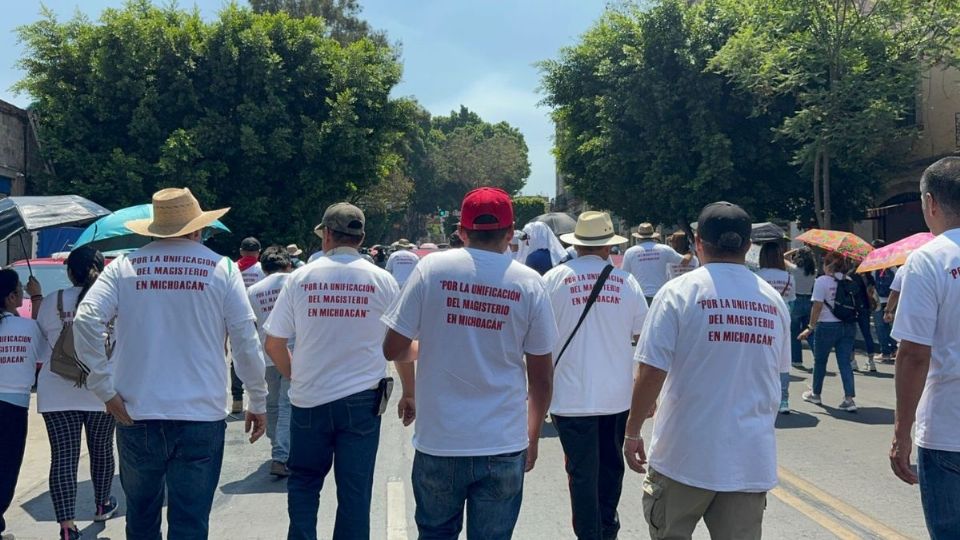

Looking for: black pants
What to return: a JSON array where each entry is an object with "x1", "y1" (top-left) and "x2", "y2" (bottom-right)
[
  {"x1": 42, "y1": 411, "x2": 116, "y2": 522},
  {"x1": 230, "y1": 363, "x2": 243, "y2": 401},
  {"x1": 552, "y1": 411, "x2": 629, "y2": 540},
  {"x1": 0, "y1": 400, "x2": 28, "y2": 534}
]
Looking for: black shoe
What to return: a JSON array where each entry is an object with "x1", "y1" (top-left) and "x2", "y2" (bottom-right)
[
  {"x1": 94, "y1": 495, "x2": 118, "y2": 522},
  {"x1": 59, "y1": 525, "x2": 81, "y2": 540}
]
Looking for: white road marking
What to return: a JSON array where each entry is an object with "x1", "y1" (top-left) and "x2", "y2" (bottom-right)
[{"x1": 387, "y1": 478, "x2": 408, "y2": 540}]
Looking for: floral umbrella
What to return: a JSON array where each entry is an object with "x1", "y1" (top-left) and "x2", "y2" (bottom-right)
[
  {"x1": 795, "y1": 229, "x2": 873, "y2": 261},
  {"x1": 856, "y1": 232, "x2": 935, "y2": 273}
]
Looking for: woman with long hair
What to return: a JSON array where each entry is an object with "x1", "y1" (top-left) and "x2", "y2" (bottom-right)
[
  {"x1": 789, "y1": 246, "x2": 818, "y2": 367},
  {"x1": 798, "y1": 252, "x2": 858, "y2": 412},
  {"x1": 756, "y1": 242, "x2": 795, "y2": 414},
  {"x1": 35, "y1": 246, "x2": 117, "y2": 540},
  {"x1": 0, "y1": 269, "x2": 46, "y2": 540}
]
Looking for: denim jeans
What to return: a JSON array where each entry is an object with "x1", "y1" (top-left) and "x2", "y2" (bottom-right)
[
  {"x1": 552, "y1": 412, "x2": 627, "y2": 540},
  {"x1": 287, "y1": 389, "x2": 381, "y2": 540},
  {"x1": 790, "y1": 295, "x2": 814, "y2": 365},
  {"x1": 873, "y1": 305, "x2": 897, "y2": 356},
  {"x1": 412, "y1": 449, "x2": 526, "y2": 540},
  {"x1": 918, "y1": 447, "x2": 960, "y2": 539},
  {"x1": 265, "y1": 366, "x2": 292, "y2": 463},
  {"x1": 812, "y1": 322, "x2": 856, "y2": 398},
  {"x1": 116, "y1": 419, "x2": 226, "y2": 540},
  {"x1": 780, "y1": 372, "x2": 790, "y2": 403},
  {"x1": 855, "y1": 310, "x2": 876, "y2": 356}
]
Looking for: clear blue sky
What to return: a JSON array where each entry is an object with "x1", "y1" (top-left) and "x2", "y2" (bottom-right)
[{"x1": 0, "y1": 1, "x2": 610, "y2": 198}]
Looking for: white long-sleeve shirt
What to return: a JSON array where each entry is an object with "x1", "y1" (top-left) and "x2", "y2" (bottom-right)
[{"x1": 74, "y1": 238, "x2": 268, "y2": 420}]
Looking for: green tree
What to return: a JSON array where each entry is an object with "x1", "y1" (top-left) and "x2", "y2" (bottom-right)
[
  {"x1": 249, "y1": 0, "x2": 386, "y2": 46},
  {"x1": 512, "y1": 196, "x2": 548, "y2": 229},
  {"x1": 17, "y1": 1, "x2": 403, "y2": 251},
  {"x1": 711, "y1": 0, "x2": 960, "y2": 228},
  {"x1": 540, "y1": 0, "x2": 802, "y2": 230}
]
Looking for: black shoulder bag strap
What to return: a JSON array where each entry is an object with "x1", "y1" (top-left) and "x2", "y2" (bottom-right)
[{"x1": 555, "y1": 264, "x2": 615, "y2": 367}]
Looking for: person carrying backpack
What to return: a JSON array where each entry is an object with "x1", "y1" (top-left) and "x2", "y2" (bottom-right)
[{"x1": 798, "y1": 252, "x2": 860, "y2": 411}]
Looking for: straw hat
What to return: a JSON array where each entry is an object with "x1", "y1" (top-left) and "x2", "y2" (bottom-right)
[
  {"x1": 125, "y1": 188, "x2": 229, "y2": 238},
  {"x1": 560, "y1": 211, "x2": 627, "y2": 247},
  {"x1": 396, "y1": 238, "x2": 415, "y2": 249},
  {"x1": 286, "y1": 244, "x2": 303, "y2": 257},
  {"x1": 632, "y1": 222, "x2": 659, "y2": 240}
]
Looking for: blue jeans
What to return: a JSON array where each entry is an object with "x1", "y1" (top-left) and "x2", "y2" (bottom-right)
[
  {"x1": 265, "y1": 366, "x2": 292, "y2": 463},
  {"x1": 780, "y1": 372, "x2": 790, "y2": 403},
  {"x1": 116, "y1": 420, "x2": 226, "y2": 540},
  {"x1": 287, "y1": 389, "x2": 381, "y2": 540},
  {"x1": 873, "y1": 305, "x2": 896, "y2": 356},
  {"x1": 855, "y1": 310, "x2": 876, "y2": 356},
  {"x1": 412, "y1": 449, "x2": 527, "y2": 540},
  {"x1": 812, "y1": 322, "x2": 856, "y2": 398},
  {"x1": 918, "y1": 447, "x2": 960, "y2": 539},
  {"x1": 790, "y1": 295, "x2": 814, "y2": 364}
]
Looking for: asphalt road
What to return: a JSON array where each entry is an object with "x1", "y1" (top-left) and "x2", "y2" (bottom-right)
[{"x1": 5, "y1": 349, "x2": 928, "y2": 539}]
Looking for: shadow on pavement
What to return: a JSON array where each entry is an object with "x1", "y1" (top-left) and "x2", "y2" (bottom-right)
[
  {"x1": 775, "y1": 411, "x2": 819, "y2": 429},
  {"x1": 80, "y1": 521, "x2": 108, "y2": 539},
  {"x1": 19, "y1": 476, "x2": 125, "y2": 523},
  {"x1": 821, "y1": 406, "x2": 894, "y2": 425},
  {"x1": 856, "y1": 371, "x2": 894, "y2": 380},
  {"x1": 788, "y1": 374, "x2": 806, "y2": 382},
  {"x1": 220, "y1": 461, "x2": 288, "y2": 494}
]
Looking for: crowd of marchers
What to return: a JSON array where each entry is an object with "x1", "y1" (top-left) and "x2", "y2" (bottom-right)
[{"x1": 2, "y1": 158, "x2": 959, "y2": 540}]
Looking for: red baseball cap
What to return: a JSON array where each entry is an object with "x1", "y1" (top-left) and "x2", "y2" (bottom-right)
[{"x1": 460, "y1": 187, "x2": 514, "y2": 230}]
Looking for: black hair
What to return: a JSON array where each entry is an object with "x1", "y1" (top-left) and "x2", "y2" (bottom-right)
[
  {"x1": 794, "y1": 246, "x2": 816, "y2": 276},
  {"x1": 872, "y1": 239, "x2": 886, "y2": 249},
  {"x1": 67, "y1": 246, "x2": 105, "y2": 302},
  {"x1": 759, "y1": 242, "x2": 786, "y2": 270},
  {"x1": 464, "y1": 227, "x2": 513, "y2": 245},
  {"x1": 0, "y1": 268, "x2": 20, "y2": 315},
  {"x1": 921, "y1": 157, "x2": 960, "y2": 215},
  {"x1": 449, "y1": 232, "x2": 464, "y2": 248},
  {"x1": 669, "y1": 232, "x2": 690, "y2": 255},
  {"x1": 260, "y1": 245, "x2": 292, "y2": 274},
  {"x1": 700, "y1": 232, "x2": 750, "y2": 258}
]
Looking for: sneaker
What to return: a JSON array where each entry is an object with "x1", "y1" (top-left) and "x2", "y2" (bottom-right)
[
  {"x1": 270, "y1": 461, "x2": 290, "y2": 477},
  {"x1": 851, "y1": 359, "x2": 861, "y2": 372},
  {"x1": 802, "y1": 391, "x2": 822, "y2": 405},
  {"x1": 94, "y1": 495, "x2": 118, "y2": 522},
  {"x1": 2, "y1": 532, "x2": 16, "y2": 540},
  {"x1": 791, "y1": 362, "x2": 804, "y2": 369},
  {"x1": 59, "y1": 525, "x2": 81, "y2": 540},
  {"x1": 881, "y1": 354, "x2": 894, "y2": 364},
  {"x1": 778, "y1": 400, "x2": 791, "y2": 414},
  {"x1": 231, "y1": 400, "x2": 243, "y2": 414},
  {"x1": 867, "y1": 358, "x2": 878, "y2": 373},
  {"x1": 839, "y1": 398, "x2": 858, "y2": 412}
]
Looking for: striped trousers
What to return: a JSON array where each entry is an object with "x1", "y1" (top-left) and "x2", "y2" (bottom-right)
[{"x1": 42, "y1": 410, "x2": 116, "y2": 522}]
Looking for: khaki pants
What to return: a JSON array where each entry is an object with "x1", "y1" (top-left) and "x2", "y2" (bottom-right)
[{"x1": 642, "y1": 468, "x2": 766, "y2": 540}]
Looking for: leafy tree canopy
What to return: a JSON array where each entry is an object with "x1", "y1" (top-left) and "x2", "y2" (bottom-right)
[
  {"x1": 17, "y1": 0, "x2": 403, "y2": 251},
  {"x1": 541, "y1": 0, "x2": 803, "y2": 228}
]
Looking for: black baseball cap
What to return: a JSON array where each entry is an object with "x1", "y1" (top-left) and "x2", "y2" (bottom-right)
[
  {"x1": 240, "y1": 237, "x2": 261, "y2": 252},
  {"x1": 697, "y1": 202, "x2": 752, "y2": 250}
]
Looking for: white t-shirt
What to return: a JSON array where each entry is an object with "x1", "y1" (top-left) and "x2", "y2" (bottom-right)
[
  {"x1": 382, "y1": 247, "x2": 559, "y2": 457},
  {"x1": 621, "y1": 242, "x2": 684, "y2": 298},
  {"x1": 241, "y1": 262, "x2": 265, "y2": 288},
  {"x1": 386, "y1": 249, "x2": 420, "y2": 287},
  {"x1": 247, "y1": 272, "x2": 293, "y2": 365},
  {"x1": 756, "y1": 268, "x2": 797, "y2": 303},
  {"x1": 0, "y1": 314, "x2": 45, "y2": 401},
  {"x1": 37, "y1": 287, "x2": 107, "y2": 413},
  {"x1": 667, "y1": 255, "x2": 699, "y2": 280},
  {"x1": 891, "y1": 229, "x2": 960, "y2": 452},
  {"x1": 308, "y1": 251, "x2": 324, "y2": 263},
  {"x1": 543, "y1": 256, "x2": 647, "y2": 416},
  {"x1": 890, "y1": 269, "x2": 904, "y2": 292},
  {"x1": 75, "y1": 239, "x2": 268, "y2": 421},
  {"x1": 265, "y1": 248, "x2": 399, "y2": 409},
  {"x1": 636, "y1": 264, "x2": 790, "y2": 492},
  {"x1": 811, "y1": 273, "x2": 849, "y2": 323}
]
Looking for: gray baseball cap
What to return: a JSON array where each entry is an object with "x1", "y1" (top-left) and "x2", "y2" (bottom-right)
[{"x1": 315, "y1": 202, "x2": 365, "y2": 237}]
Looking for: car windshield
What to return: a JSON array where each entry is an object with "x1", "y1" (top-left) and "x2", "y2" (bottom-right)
[{"x1": 13, "y1": 264, "x2": 73, "y2": 294}]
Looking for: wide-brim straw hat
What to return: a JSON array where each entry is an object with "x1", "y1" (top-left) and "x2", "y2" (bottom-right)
[
  {"x1": 396, "y1": 238, "x2": 415, "y2": 249},
  {"x1": 560, "y1": 211, "x2": 628, "y2": 247},
  {"x1": 126, "y1": 188, "x2": 230, "y2": 238},
  {"x1": 632, "y1": 222, "x2": 659, "y2": 240},
  {"x1": 286, "y1": 244, "x2": 303, "y2": 257}
]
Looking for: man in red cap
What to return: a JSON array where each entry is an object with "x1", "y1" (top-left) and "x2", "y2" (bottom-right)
[{"x1": 382, "y1": 187, "x2": 559, "y2": 539}]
